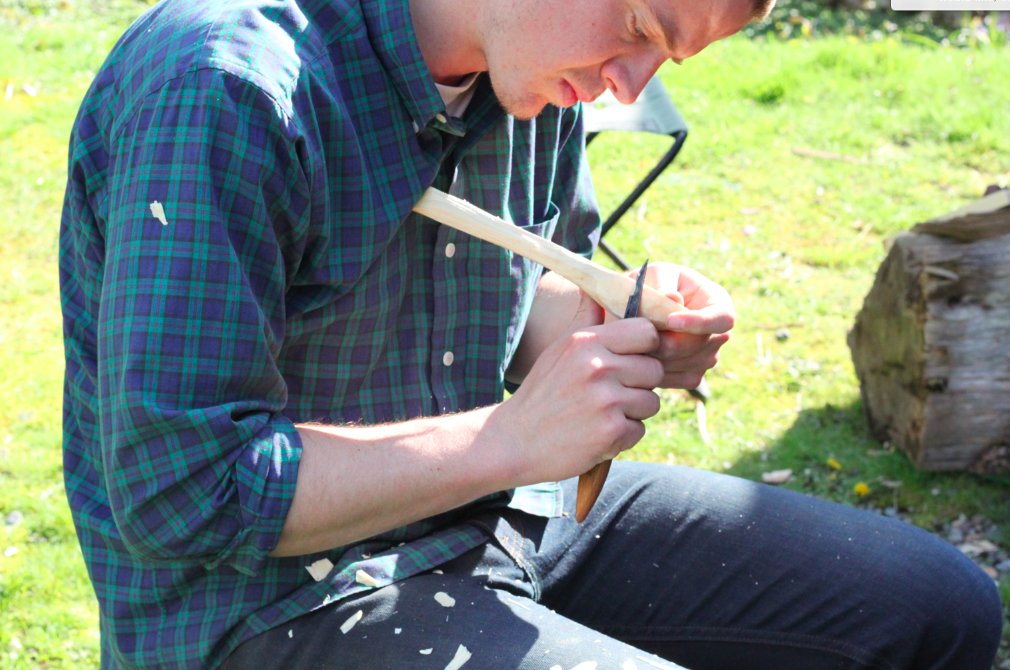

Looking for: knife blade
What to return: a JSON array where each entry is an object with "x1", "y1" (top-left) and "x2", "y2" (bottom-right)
[{"x1": 575, "y1": 259, "x2": 649, "y2": 523}]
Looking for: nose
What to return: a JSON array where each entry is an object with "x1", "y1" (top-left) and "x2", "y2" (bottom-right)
[{"x1": 601, "y1": 55, "x2": 664, "y2": 104}]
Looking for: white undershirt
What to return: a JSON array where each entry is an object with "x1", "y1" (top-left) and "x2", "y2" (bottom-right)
[{"x1": 434, "y1": 72, "x2": 480, "y2": 119}]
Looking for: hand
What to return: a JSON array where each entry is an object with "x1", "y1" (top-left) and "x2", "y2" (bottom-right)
[
  {"x1": 626, "y1": 262, "x2": 735, "y2": 390},
  {"x1": 492, "y1": 318, "x2": 664, "y2": 484}
]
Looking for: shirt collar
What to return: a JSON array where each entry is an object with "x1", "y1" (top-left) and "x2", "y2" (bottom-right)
[{"x1": 359, "y1": 0, "x2": 444, "y2": 130}]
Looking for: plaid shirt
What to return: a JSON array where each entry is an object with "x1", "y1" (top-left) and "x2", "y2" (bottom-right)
[{"x1": 59, "y1": 0, "x2": 599, "y2": 667}]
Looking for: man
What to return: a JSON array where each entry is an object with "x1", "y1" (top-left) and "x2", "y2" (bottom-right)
[{"x1": 59, "y1": 0, "x2": 1002, "y2": 666}]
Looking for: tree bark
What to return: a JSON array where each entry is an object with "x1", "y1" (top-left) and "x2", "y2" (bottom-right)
[{"x1": 848, "y1": 209, "x2": 1010, "y2": 472}]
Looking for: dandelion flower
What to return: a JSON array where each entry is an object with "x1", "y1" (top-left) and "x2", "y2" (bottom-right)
[{"x1": 854, "y1": 482, "x2": 870, "y2": 497}]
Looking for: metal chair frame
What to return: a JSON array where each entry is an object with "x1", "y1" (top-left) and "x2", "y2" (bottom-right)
[
  {"x1": 585, "y1": 129, "x2": 687, "y2": 271},
  {"x1": 582, "y1": 76, "x2": 689, "y2": 271}
]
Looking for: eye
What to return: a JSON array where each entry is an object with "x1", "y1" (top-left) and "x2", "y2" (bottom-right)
[{"x1": 628, "y1": 12, "x2": 646, "y2": 38}]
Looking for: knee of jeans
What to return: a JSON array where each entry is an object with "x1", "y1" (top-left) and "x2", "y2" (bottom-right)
[{"x1": 912, "y1": 542, "x2": 1004, "y2": 661}]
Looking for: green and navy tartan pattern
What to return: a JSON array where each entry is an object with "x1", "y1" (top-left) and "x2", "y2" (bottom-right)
[{"x1": 58, "y1": 0, "x2": 600, "y2": 667}]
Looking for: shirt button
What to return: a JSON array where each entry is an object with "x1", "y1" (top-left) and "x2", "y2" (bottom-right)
[
  {"x1": 445, "y1": 242, "x2": 456, "y2": 258},
  {"x1": 442, "y1": 351, "x2": 454, "y2": 366},
  {"x1": 436, "y1": 113, "x2": 447, "y2": 123}
]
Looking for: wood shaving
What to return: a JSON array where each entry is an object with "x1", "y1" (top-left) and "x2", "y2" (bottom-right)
[
  {"x1": 443, "y1": 644, "x2": 471, "y2": 670},
  {"x1": 287, "y1": 630, "x2": 292, "y2": 638},
  {"x1": 571, "y1": 663, "x2": 598, "y2": 670},
  {"x1": 433, "y1": 569, "x2": 443, "y2": 574},
  {"x1": 305, "y1": 558, "x2": 334, "y2": 582},
  {"x1": 149, "y1": 201, "x2": 168, "y2": 226},
  {"x1": 339, "y1": 610, "x2": 363, "y2": 634},
  {"x1": 355, "y1": 569, "x2": 380, "y2": 587},
  {"x1": 622, "y1": 661, "x2": 638, "y2": 670},
  {"x1": 434, "y1": 591, "x2": 455, "y2": 607},
  {"x1": 394, "y1": 628, "x2": 402, "y2": 634},
  {"x1": 420, "y1": 649, "x2": 433, "y2": 655}
]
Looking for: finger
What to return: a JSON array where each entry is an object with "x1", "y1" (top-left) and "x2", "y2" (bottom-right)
[
  {"x1": 608, "y1": 419, "x2": 646, "y2": 458},
  {"x1": 652, "y1": 331, "x2": 716, "y2": 361},
  {"x1": 618, "y1": 388, "x2": 661, "y2": 421},
  {"x1": 666, "y1": 305, "x2": 735, "y2": 335},
  {"x1": 591, "y1": 317, "x2": 660, "y2": 356},
  {"x1": 637, "y1": 264, "x2": 684, "y2": 307},
  {"x1": 659, "y1": 350, "x2": 722, "y2": 375},
  {"x1": 611, "y1": 353, "x2": 665, "y2": 390},
  {"x1": 658, "y1": 371, "x2": 707, "y2": 390}
]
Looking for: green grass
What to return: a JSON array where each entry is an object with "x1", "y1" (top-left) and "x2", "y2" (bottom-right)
[{"x1": 0, "y1": 2, "x2": 1008, "y2": 667}]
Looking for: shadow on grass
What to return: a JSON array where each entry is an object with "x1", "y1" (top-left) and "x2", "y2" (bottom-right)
[{"x1": 726, "y1": 398, "x2": 1010, "y2": 535}]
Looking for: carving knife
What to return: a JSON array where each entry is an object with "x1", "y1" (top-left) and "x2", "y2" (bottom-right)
[{"x1": 574, "y1": 258, "x2": 648, "y2": 523}]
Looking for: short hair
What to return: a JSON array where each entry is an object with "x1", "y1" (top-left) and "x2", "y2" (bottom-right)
[{"x1": 750, "y1": 0, "x2": 776, "y2": 22}]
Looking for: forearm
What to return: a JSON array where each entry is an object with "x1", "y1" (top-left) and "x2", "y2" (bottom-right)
[
  {"x1": 505, "y1": 271, "x2": 584, "y2": 385},
  {"x1": 270, "y1": 405, "x2": 523, "y2": 557}
]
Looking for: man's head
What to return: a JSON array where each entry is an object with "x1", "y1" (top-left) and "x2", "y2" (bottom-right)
[{"x1": 474, "y1": 0, "x2": 773, "y2": 119}]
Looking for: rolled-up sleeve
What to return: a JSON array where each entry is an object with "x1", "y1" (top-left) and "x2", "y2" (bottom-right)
[{"x1": 97, "y1": 68, "x2": 310, "y2": 574}]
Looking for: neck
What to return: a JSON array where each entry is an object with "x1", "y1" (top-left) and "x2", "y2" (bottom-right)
[{"x1": 408, "y1": 0, "x2": 487, "y2": 85}]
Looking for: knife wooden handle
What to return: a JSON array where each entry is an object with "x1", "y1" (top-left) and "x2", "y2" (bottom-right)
[
  {"x1": 576, "y1": 460, "x2": 612, "y2": 522},
  {"x1": 413, "y1": 188, "x2": 687, "y2": 330}
]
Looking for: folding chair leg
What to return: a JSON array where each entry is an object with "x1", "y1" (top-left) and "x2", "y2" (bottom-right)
[
  {"x1": 600, "y1": 130, "x2": 687, "y2": 239},
  {"x1": 596, "y1": 238, "x2": 631, "y2": 272}
]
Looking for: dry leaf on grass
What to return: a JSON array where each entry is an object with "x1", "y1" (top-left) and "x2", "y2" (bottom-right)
[
  {"x1": 761, "y1": 469, "x2": 792, "y2": 485},
  {"x1": 958, "y1": 541, "x2": 999, "y2": 557}
]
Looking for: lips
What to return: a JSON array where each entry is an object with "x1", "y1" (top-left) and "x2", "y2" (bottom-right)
[
  {"x1": 559, "y1": 79, "x2": 605, "y2": 107},
  {"x1": 559, "y1": 79, "x2": 579, "y2": 107}
]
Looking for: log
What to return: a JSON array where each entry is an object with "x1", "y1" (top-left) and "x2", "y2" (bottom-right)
[{"x1": 847, "y1": 201, "x2": 1010, "y2": 473}]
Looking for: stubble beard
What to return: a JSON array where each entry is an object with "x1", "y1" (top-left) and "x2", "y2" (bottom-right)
[
  {"x1": 486, "y1": 67, "x2": 548, "y2": 120},
  {"x1": 480, "y1": 1, "x2": 548, "y2": 120}
]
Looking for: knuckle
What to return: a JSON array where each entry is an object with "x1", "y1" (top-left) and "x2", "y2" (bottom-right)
[
  {"x1": 648, "y1": 358, "x2": 665, "y2": 385},
  {"x1": 646, "y1": 391, "x2": 661, "y2": 417},
  {"x1": 602, "y1": 412, "x2": 626, "y2": 443}
]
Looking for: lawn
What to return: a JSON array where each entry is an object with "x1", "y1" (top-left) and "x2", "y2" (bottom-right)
[{"x1": 1, "y1": 1, "x2": 1008, "y2": 666}]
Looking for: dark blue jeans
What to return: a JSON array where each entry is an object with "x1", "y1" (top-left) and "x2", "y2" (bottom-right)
[{"x1": 225, "y1": 462, "x2": 1002, "y2": 670}]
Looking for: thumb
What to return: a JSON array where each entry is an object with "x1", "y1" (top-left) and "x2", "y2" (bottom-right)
[{"x1": 569, "y1": 287, "x2": 606, "y2": 331}]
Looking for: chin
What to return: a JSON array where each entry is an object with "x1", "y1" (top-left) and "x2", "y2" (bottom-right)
[{"x1": 487, "y1": 72, "x2": 549, "y2": 120}]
